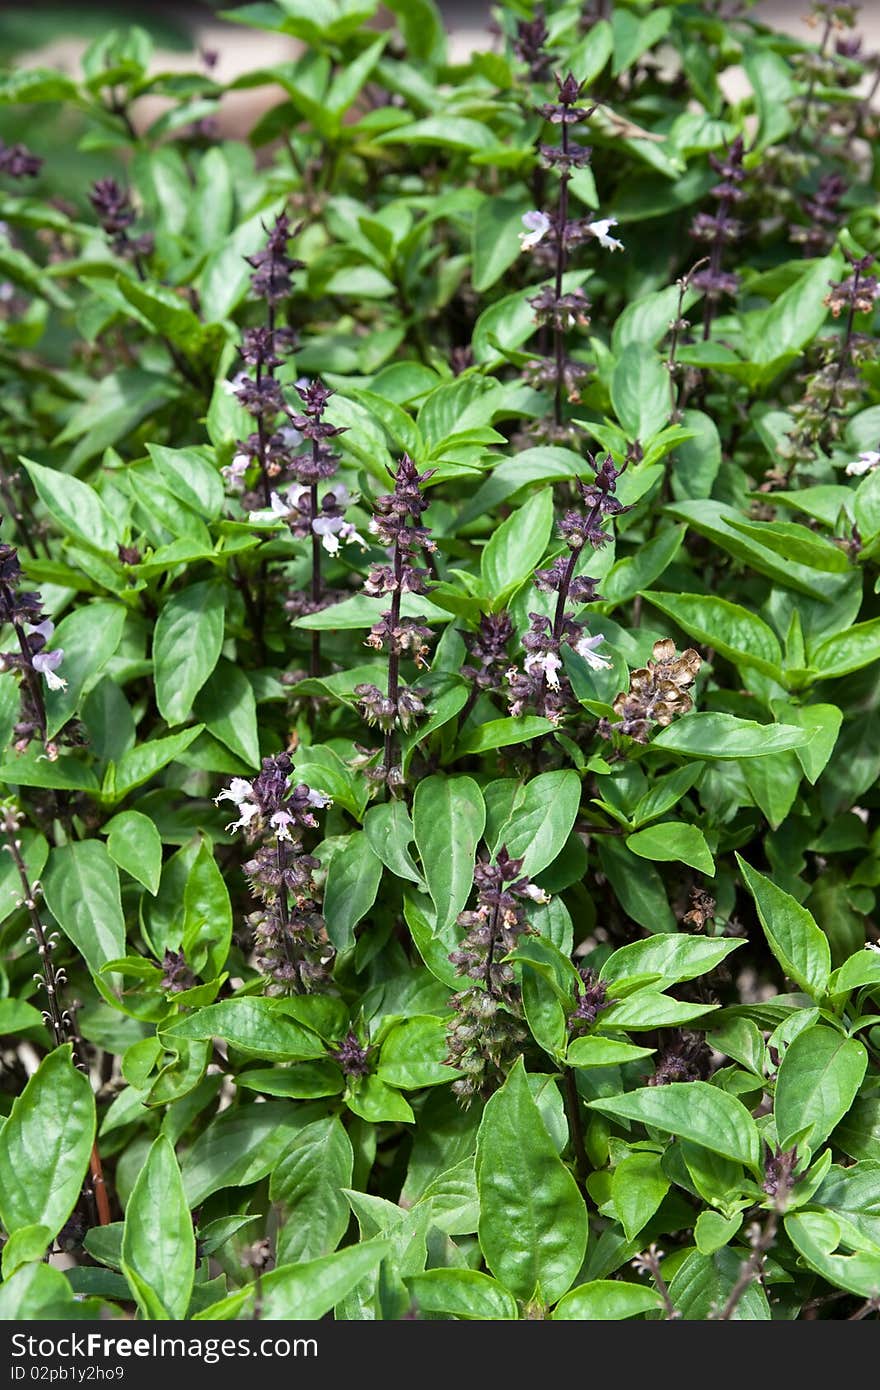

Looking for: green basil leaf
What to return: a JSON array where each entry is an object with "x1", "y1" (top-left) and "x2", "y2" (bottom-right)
[
  {"x1": 105, "y1": 809, "x2": 162, "y2": 895},
  {"x1": 270, "y1": 1117, "x2": 354, "y2": 1265},
  {"x1": 774, "y1": 1025, "x2": 867, "y2": 1151},
  {"x1": 652, "y1": 712, "x2": 810, "y2": 759},
  {"x1": 588, "y1": 1081, "x2": 762, "y2": 1172},
  {"x1": 43, "y1": 840, "x2": 125, "y2": 978},
  {"x1": 122, "y1": 1135, "x2": 194, "y2": 1319},
  {"x1": 476, "y1": 1058, "x2": 587, "y2": 1303},
  {"x1": 153, "y1": 581, "x2": 225, "y2": 725},
  {"x1": 0, "y1": 1045, "x2": 95, "y2": 1242},
  {"x1": 736, "y1": 857, "x2": 831, "y2": 999},
  {"x1": 412, "y1": 774, "x2": 485, "y2": 933}
]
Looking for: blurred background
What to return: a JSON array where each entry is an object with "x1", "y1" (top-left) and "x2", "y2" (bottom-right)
[
  {"x1": 2, "y1": 1, "x2": 878, "y2": 79},
  {"x1": 0, "y1": 0, "x2": 876, "y2": 193}
]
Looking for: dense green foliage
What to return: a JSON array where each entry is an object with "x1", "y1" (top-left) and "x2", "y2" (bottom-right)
[{"x1": 2, "y1": 0, "x2": 880, "y2": 1322}]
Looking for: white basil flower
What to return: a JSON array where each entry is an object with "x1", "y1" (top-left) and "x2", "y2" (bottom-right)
[
  {"x1": 25, "y1": 621, "x2": 67, "y2": 691},
  {"x1": 214, "y1": 777, "x2": 260, "y2": 834},
  {"x1": 846, "y1": 450, "x2": 880, "y2": 476},
  {"x1": 277, "y1": 425, "x2": 303, "y2": 450},
  {"x1": 585, "y1": 217, "x2": 623, "y2": 252},
  {"x1": 221, "y1": 370, "x2": 250, "y2": 396},
  {"x1": 525, "y1": 650, "x2": 563, "y2": 689},
  {"x1": 32, "y1": 648, "x2": 67, "y2": 691},
  {"x1": 312, "y1": 515, "x2": 368, "y2": 555},
  {"x1": 575, "y1": 632, "x2": 612, "y2": 671}
]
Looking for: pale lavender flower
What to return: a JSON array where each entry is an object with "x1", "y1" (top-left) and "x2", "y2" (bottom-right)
[
  {"x1": 221, "y1": 451, "x2": 252, "y2": 491},
  {"x1": 32, "y1": 649, "x2": 66, "y2": 691},
  {"x1": 26, "y1": 620, "x2": 67, "y2": 691},
  {"x1": 519, "y1": 210, "x2": 552, "y2": 252},
  {"x1": 278, "y1": 425, "x2": 303, "y2": 450}
]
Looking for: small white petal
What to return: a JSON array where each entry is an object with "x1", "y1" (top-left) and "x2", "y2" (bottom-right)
[
  {"x1": 222, "y1": 371, "x2": 249, "y2": 396},
  {"x1": 312, "y1": 515, "x2": 342, "y2": 536},
  {"x1": 526, "y1": 651, "x2": 562, "y2": 690},
  {"x1": 270, "y1": 810, "x2": 294, "y2": 841},
  {"x1": 586, "y1": 217, "x2": 624, "y2": 252},
  {"x1": 575, "y1": 633, "x2": 613, "y2": 671},
  {"x1": 523, "y1": 883, "x2": 551, "y2": 904},
  {"x1": 32, "y1": 649, "x2": 67, "y2": 690},
  {"x1": 224, "y1": 800, "x2": 260, "y2": 834},
  {"x1": 519, "y1": 210, "x2": 551, "y2": 252},
  {"x1": 343, "y1": 524, "x2": 369, "y2": 551},
  {"x1": 846, "y1": 451, "x2": 880, "y2": 476}
]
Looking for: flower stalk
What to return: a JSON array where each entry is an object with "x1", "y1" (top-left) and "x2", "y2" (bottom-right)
[
  {"x1": 445, "y1": 847, "x2": 547, "y2": 1104},
  {"x1": 517, "y1": 74, "x2": 622, "y2": 445},
  {"x1": 356, "y1": 455, "x2": 435, "y2": 792},
  {"x1": 0, "y1": 527, "x2": 69, "y2": 756},
  {"x1": 690, "y1": 136, "x2": 746, "y2": 343},
  {"x1": 505, "y1": 455, "x2": 623, "y2": 726},
  {"x1": 216, "y1": 754, "x2": 333, "y2": 993}
]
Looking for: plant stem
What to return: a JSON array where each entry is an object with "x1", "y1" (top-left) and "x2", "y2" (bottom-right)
[
  {"x1": 701, "y1": 193, "x2": 732, "y2": 344},
  {"x1": 483, "y1": 899, "x2": 501, "y2": 996},
  {"x1": 666, "y1": 258, "x2": 708, "y2": 419},
  {"x1": 636, "y1": 1244, "x2": 679, "y2": 1320},
  {"x1": 108, "y1": 90, "x2": 138, "y2": 144},
  {"x1": 255, "y1": 385, "x2": 270, "y2": 507},
  {"x1": 562, "y1": 1065, "x2": 588, "y2": 1193},
  {"x1": 551, "y1": 499, "x2": 601, "y2": 641},
  {"x1": 309, "y1": 462, "x2": 321, "y2": 678},
  {"x1": 715, "y1": 1209, "x2": 779, "y2": 1320},
  {"x1": 792, "y1": 16, "x2": 833, "y2": 144},
  {"x1": 382, "y1": 541, "x2": 404, "y2": 789},
  {"x1": 11, "y1": 616, "x2": 48, "y2": 746},
  {"x1": 4, "y1": 814, "x2": 65, "y2": 1040},
  {"x1": 794, "y1": 262, "x2": 864, "y2": 479},
  {"x1": 553, "y1": 118, "x2": 571, "y2": 428},
  {"x1": 274, "y1": 839, "x2": 299, "y2": 991},
  {"x1": 828, "y1": 264, "x2": 861, "y2": 398},
  {"x1": 552, "y1": 548, "x2": 579, "y2": 640},
  {"x1": 0, "y1": 461, "x2": 47, "y2": 558},
  {"x1": 848, "y1": 1297, "x2": 880, "y2": 1320}
]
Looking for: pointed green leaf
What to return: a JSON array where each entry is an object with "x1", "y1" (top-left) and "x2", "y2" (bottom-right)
[
  {"x1": 588, "y1": 1081, "x2": 762, "y2": 1172},
  {"x1": 122, "y1": 1135, "x2": 194, "y2": 1320},
  {"x1": 736, "y1": 857, "x2": 830, "y2": 999},
  {"x1": 477, "y1": 1058, "x2": 587, "y2": 1303}
]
